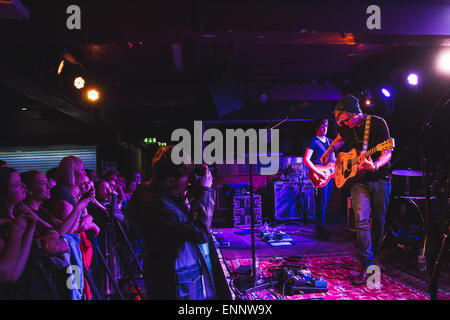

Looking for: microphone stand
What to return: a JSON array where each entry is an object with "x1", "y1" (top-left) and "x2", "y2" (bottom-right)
[
  {"x1": 105, "y1": 193, "x2": 145, "y2": 299},
  {"x1": 247, "y1": 106, "x2": 297, "y2": 288}
]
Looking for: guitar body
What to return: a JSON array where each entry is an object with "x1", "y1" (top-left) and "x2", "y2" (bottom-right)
[
  {"x1": 309, "y1": 162, "x2": 335, "y2": 188},
  {"x1": 335, "y1": 149, "x2": 366, "y2": 189},
  {"x1": 334, "y1": 138, "x2": 395, "y2": 189}
]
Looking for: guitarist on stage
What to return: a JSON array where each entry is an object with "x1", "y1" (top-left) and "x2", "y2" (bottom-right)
[
  {"x1": 320, "y1": 94, "x2": 392, "y2": 286},
  {"x1": 304, "y1": 118, "x2": 335, "y2": 240}
]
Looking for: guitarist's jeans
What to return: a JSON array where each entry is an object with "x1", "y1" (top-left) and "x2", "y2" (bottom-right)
[
  {"x1": 315, "y1": 183, "x2": 333, "y2": 228},
  {"x1": 350, "y1": 179, "x2": 391, "y2": 268}
]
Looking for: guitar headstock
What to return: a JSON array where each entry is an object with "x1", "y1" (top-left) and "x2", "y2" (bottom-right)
[{"x1": 377, "y1": 138, "x2": 395, "y2": 152}]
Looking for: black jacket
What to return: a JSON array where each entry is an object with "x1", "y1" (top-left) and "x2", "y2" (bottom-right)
[{"x1": 128, "y1": 182, "x2": 227, "y2": 300}]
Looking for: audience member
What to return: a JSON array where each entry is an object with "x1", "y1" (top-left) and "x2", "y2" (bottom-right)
[
  {"x1": 86, "y1": 169, "x2": 98, "y2": 184},
  {"x1": 131, "y1": 172, "x2": 141, "y2": 185},
  {"x1": 7, "y1": 170, "x2": 70, "y2": 299},
  {"x1": 21, "y1": 171, "x2": 69, "y2": 255},
  {"x1": 0, "y1": 167, "x2": 37, "y2": 298},
  {"x1": 124, "y1": 179, "x2": 137, "y2": 203},
  {"x1": 49, "y1": 156, "x2": 99, "y2": 299},
  {"x1": 128, "y1": 146, "x2": 218, "y2": 300},
  {"x1": 104, "y1": 171, "x2": 126, "y2": 209},
  {"x1": 46, "y1": 168, "x2": 57, "y2": 190}
]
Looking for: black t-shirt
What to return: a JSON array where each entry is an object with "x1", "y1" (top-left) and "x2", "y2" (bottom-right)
[
  {"x1": 337, "y1": 114, "x2": 391, "y2": 181},
  {"x1": 309, "y1": 136, "x2": 336, "y2": 165}
]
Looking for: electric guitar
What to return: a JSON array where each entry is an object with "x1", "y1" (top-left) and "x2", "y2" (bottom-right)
[
  {"x1": 335, "y1": 138, "x2": 395, "y2": 189},
  {"x1": 309, "y1": 162, "x2": 335, "y2": 188}
]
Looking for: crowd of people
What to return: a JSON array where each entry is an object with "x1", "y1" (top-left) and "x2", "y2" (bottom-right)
[
  {"x1": 0, "y1": 148, "x2": 227, "y2": 300},
  {"x1": 0, "y1": 157, "x2": 144, "y2": 299}
]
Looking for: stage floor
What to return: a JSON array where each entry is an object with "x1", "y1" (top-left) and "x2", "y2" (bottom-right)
[{"x1": 212, "y1": 219, "x2": 450, "y2": 300}]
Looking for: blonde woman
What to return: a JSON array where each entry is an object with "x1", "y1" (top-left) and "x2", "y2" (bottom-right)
[{"x1": 50, "y1": 156, "x2": 98, "y2": 236}]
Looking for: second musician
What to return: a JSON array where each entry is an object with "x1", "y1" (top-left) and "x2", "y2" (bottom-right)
[{"x1": 304, "y1": 118, "x2": 335, "y2": 239}]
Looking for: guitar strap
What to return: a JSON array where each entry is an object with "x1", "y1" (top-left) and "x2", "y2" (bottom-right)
[{"x1": 362, "y1": 115, "x2": 371, "y2": 153}]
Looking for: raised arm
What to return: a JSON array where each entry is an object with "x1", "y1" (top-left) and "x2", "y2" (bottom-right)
[
  {"x1": 0, "y1": 220, "x2": 25, "y2": 282},
  {"x1": 52, "y1": 197, "x2": 92, "y2": 235},
  {"x1": 11, "y1": 211, "x2": 37, "y2": 281},
  {"x1": 0, "y1": 210, "x2": 36, "y2": 282}
]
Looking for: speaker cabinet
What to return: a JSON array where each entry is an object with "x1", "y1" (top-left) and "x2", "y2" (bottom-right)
[{"x1": 270, "y1": 180, "x2": 315, "y2": 221}]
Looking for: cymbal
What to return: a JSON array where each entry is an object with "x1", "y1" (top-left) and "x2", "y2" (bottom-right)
[
  {"x1": 394, "y1": 195, "x2": 436, "y2": 200},
  {"x1": 392, "y1": 169, "x2": 423, "y2": 177}
]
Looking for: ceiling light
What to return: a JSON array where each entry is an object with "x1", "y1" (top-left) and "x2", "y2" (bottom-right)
[
  {"x1": 74, "y1": 76, "x2": 85, "y2": 89},
  {"x1": 87, "y1": 89, "x2": 100, "y2": 102}
]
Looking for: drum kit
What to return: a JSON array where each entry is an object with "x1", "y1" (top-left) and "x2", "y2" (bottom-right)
[{"x1": 387, "y1": 168, "x2": 429, "y2": 253}]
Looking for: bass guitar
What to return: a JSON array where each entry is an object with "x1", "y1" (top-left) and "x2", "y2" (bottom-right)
[
  {"x1": 309, "y1": 162, "x2": 335, "y2": 188},
  {"x1": 335, "y1": 138, "x2": 395, "y2": 189}
]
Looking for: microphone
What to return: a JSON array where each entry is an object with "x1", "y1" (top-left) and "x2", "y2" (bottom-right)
[{"x1": 269, "y1": 102, "x2": 310, "y2": 130}]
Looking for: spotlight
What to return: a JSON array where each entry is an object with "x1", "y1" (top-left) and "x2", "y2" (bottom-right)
[
  {"x1": 74, "y1": 76, "x2": 85, "y2": 89},
  {"x1": 436, "y1": 49, "x2": 450, "y2": 74},
  {"x1": 407, "y1": 73, "x2": 419, "y2": 86},
  {"x1": 258, "y1": 92, "x2": 269, "y2": 103},
  {"x1": 57, "y1": 60, "x2": 65, "y2": 75},
  {"x1": 381, "y1": 88, "x2": 391, "y2": 98},
  {"x1": 365, "y1": 98, "x2": 372, "y2": 106},
  {"x1": 87, "y1": 89, "x2": 100, "y2": 102}
]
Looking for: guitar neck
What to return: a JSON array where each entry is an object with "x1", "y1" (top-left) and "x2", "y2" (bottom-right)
[
  {"x1": 364, "y1": 146, "x2": 378, "y2": 158},
  {"x1": 350, "y1": 146, "x2": 379, "y2": 166}
]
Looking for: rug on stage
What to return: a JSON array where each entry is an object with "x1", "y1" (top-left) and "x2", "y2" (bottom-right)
[{"x1": 226, "y1": 254, "x2": 450, "y2": 300}]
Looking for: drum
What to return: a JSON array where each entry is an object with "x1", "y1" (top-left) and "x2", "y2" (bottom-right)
[
  {"x1": 386, "y1": 196, "x2": 426, "y2": 249},
  {"x1": 390, "y1": 170, "x2": 424, "y2": 197}
]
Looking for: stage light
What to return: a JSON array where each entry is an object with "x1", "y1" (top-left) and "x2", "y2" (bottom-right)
[
  {"x1": 436, "y1": 49, "x2": 450, "y2": 74},
  {"x1": 365, "y1": 98, "x2": 372, "y2": 106},
  {"x1": 57, "y1": 60, "x2": 65, "y2": 75},
  {"x1": 258, "y1": 92, "x2": 269, "y2": 103},
  {"x1": 381, "y1": 88, "x2": 391, "y2": 98},
  {"x1": 407, "y1": 73, "x2": 419, "y2": 86},
  {"x1": 87, "y1": 89, "x2": 100, "y2": 102},
  {"x1": 74, "y1": 76, "x2": 85, "y2": 89},
  {"x1": 157, "y1": 142, "x2": 167, "y2": 147}
]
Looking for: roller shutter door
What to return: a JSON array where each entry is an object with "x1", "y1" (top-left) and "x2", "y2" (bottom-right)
[{"x1": 0, "y1": 145, "x2": 97, "y2": 173}]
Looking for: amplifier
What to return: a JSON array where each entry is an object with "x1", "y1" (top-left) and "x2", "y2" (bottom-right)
[
  {"x1": 270, "y1": 180, "x2": 315, "y2": 221},
  {"x1": 232, "y1": 195, "x2": 262, "y2": 227}
]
